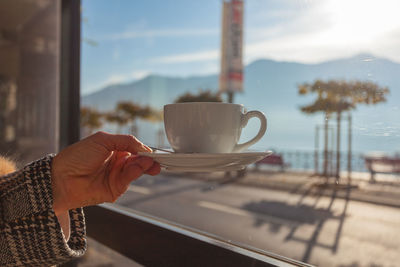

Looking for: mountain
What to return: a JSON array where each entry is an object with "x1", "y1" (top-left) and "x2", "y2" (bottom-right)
[
  {"x1": 81, "y1": 54, "x2": 400, "y2": 153},
  {"x1": 81, "y1": 74, "x2": 218, "y2": 111}
]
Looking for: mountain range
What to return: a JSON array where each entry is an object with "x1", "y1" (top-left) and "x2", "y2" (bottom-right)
[{"x1": 81, "y1": 53, "x2": 400, "y2": 153}]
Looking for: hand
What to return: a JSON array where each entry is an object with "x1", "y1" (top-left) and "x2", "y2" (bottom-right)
[{"x1": 51, "y1": 131, "x2": 160, "y2": 215}]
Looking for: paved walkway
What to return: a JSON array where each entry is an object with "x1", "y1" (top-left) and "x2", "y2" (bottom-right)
[
  {"x1": 165, "y1": 168, "x2": 400, "y2": 209},
  {"x1": 84, "y1": 173, "x2": 400, "y2": 267}
]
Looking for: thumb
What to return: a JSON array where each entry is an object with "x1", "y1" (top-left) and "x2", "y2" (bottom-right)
[
  {"x1": 92, "y1": 131, "x2": 152, "y2": 154},
  {"x1": 109, "y1": 156, "x2": 154, "y2": 200},
  {"x1": 119, "y1": 156, "x2": 155, "y2": 189}
]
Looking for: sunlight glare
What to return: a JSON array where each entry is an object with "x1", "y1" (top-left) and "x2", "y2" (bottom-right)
[{"x1": 323, "y1": 0, "x2": 400, "y2": 44}]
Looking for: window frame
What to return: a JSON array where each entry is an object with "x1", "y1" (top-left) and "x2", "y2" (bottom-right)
[{"x1": 60, "y1": 0, "x2": 81, "y2": 150}]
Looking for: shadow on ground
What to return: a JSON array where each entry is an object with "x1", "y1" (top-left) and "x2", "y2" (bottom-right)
[
  {"x1": 242, "y1": 185, "x2": 351, "y2": 263},
  {"x1": 123, "y1": 173, "x2": 245, "y2": 206}
]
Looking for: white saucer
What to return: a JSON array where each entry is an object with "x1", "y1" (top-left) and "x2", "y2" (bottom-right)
[{"x1": 138, "y1": 151, "x2": 273, "y2": 172}]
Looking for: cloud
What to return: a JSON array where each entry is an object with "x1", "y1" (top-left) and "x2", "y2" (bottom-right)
[
  {"x1": 150, "y1": 49, "x2": 218, "y2": 64},
  {"x1": 131, "y1": 70, "x2": 150, "y2": 80},
  {"x1": 146, "y1": 0, "x2": 400, "y2": 66},
  {"x1": 83, "y1": 70, "x2": 150, "y2": 95},
  {"x1": 102, "y1": 28, "x2": 218, "y2": 41},
  {"x1": 104, "y1": 74, "x2": 127, "y2": 85},
  {"x1": 105, "y1": 71, "x2": 150, "y2": 84},
  {"x1": 82, "y1": 0, "x2": 400, "y2": 95}
]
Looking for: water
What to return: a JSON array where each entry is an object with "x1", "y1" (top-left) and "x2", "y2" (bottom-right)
[{"x1": 277, "y1": 150, "x2": 368, "y2": 173}]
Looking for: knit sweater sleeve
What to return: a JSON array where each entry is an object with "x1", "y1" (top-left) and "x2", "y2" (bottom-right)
[{"x1": 0, "y1": 155, "x2": 86, "y2": 267}]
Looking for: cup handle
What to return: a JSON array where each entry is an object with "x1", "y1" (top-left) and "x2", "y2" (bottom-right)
[{"x1": 232, "y1": 111, "x2": 267, "y2": 153}]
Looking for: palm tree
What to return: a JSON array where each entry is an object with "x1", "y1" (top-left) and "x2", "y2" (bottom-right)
[
  {"x1": 104, "y1": 110, "x2": 129, "y2": 134},
  {"x1": 136, "y1": 105, "x2": 164, "y2": 147},
  {"x1": 175, "y1": 90, "x2": 222, "y2": 103},
  {"x1": 299, "y1": 80, "x2": 389, "y2": 181},
  {"x1": 80, "y1": 107, "x2": 104, "y2": 135},
  {"x1": 137, "y1": 105, "x2": 163, "y2": 122},
  {"x1": 115, "y1": 101, "x2": 163, "y2": 137},
  {"x1": 115, "y1": 101, "x2": 141, "y2": 135}
]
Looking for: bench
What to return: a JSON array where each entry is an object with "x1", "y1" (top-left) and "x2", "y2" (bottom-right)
[
  {"x1": 364, "y1": 156, "x2": 400, "y2": 182},
  {"x1": 254, "y1": 154, "x2": 288, "y2": 172}
]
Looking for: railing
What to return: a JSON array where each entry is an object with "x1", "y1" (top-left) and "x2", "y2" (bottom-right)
[
  {"x1": 275, "y1": 150, "x2": 369, "y2": 174},
  {"x1": 84, "y1": 204, "x2": 314, "y2": 267}
]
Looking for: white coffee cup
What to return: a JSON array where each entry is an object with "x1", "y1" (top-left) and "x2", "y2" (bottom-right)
[{"x1": 164, "y1": 102, "x2": 267, "y2": 153}]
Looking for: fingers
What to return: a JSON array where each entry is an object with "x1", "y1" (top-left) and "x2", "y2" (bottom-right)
[
  {"x1": 122, "y1": 156, "x2": 154, "y2": 181},
  {"x1": 107, "y1": 152, "x2": 131, "y2": 201},
  {"x1": 114, "y1": 156, "x2": 155, "y2": 196},
  {"x1": 145, "y1": 162, "x2": 161, "y2": 176},
  {"x1": 92, "y1": 131, "x2": 152, "y2": 154},
  {"x1": 107, "y1": 154, "x2": 160, "y2": 201},
  {"x1": 108, "y1": 152, "x2": 131, "y2": 182}
]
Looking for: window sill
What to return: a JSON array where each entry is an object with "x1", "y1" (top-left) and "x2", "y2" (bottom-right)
[{"x1": 85, "y1": 204, "x2": 313, "y2": 267}]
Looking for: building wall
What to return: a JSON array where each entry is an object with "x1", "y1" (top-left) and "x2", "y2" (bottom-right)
[{"x1": 0, "y1": 0, "x2": 60, "y2": 164}]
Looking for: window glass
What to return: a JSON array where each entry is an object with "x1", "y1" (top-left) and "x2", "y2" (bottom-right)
[
  {"x1": 0, "y1": 0, "x2": 60, "y2": 165},
  {"x1": 81, "y1": 0, "x2": 400, "y2": 266}
]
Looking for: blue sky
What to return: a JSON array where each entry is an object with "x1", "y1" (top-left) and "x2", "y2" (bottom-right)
[{"x1": 81, "y1": 0, "x2": 400, "y2": 95}]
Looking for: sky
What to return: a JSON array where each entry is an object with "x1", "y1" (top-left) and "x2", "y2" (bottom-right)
[{"x1": 81, "y1": 0, "x2": 400, "y2": 95}]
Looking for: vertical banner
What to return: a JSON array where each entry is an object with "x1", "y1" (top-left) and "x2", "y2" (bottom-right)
[{"x1": 219, "y1": 0, "x2": 244, "y2": 93}]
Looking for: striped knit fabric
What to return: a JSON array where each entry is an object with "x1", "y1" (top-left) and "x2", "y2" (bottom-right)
[{"x1": 0, "y1": 155, "x2": 86, "y2": 266}]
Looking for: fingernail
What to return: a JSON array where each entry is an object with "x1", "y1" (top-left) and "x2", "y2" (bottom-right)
[{"x1": 144, "y1": 145, "x2": 152, "y2": 152}]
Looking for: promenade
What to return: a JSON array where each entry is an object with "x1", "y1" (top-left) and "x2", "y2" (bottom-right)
[{"x1": 78, "y1": 168, "x2": 400, "y2": 267}]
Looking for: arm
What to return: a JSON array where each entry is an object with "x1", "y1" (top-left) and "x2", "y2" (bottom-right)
[
  {"x1": 0, "y1": 132, "x2": 160, "y2": 266},
  {"x1": 0, "y1": 155, "x2": 85, "y2": 266}
]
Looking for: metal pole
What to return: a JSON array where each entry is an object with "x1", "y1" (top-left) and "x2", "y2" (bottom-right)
[
  {"x1": 225, "y1": 91, "x2": 234, "y2": 178},
  {"x1": 347, "y1": 112, "x2": 352, "y2": 180},
  {"x1": 336, "y1": 112, "x2": 341, "y2": 182},
  {"x1": 330, "y1": 127, "x2": 334, "y2": 177},
  {"x1": 227, "y1": 92, "x2": 234, "y2": 103},
  {"x1": 315, "y1": 126, "x2": 319, "y2": 174},
  {"x1": 323, "y1": 114, "x2": 329, "y2": 177},
  {"x1": 157, "y1": 127, "x2": 164, "y2": 148}
]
